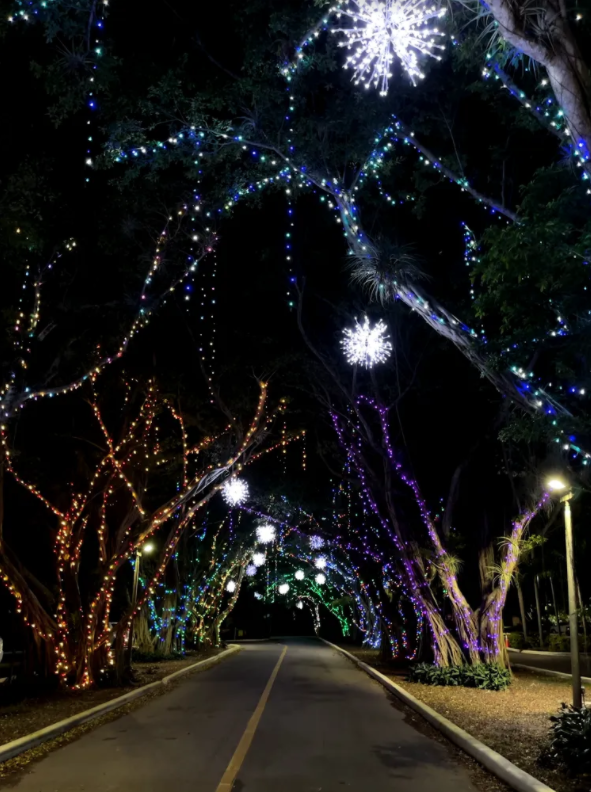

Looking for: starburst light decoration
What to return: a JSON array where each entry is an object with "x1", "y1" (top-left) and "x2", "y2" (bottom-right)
[
  {"x1": 315, "y1": 556, "x2": 327, "y2": 569},
  {"x1": 226, "y1": 580, "x2": 237, "y2": 593},
  {"x1": 278, "y1": 583, "x2": 290, "y2": 595},
  {"x1": 256, "y1": 523, "x2": 276, "y2": 544},
  {"x1": 222, "y1": 478, "x2": 249, "y2": 506},
  {"x1": 315, "y1": 573, "x2": 326, "y2": 585},
  {"x1": 309, "y1": 535, "x2": 325, "y2": 550},
  {"x1": 341, "y1": 315, "x2": 392, "y2": 368},
  {"x1": 333, "y1": 0, "x2": 446, "y2": 92},
  {"x1": 252, "y1": 552, "x2": 266, "y2": 567},
  {"x1": 246, "y1": 564, "x2": 257, "y2": 577},
  {"x1": 295, "y1": 569, "x2": 305, "y2": 580}
]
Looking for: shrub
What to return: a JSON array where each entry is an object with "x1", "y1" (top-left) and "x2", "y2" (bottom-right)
[
  {"x1": 507, "y1": 632, "x2": 525, "y2": 650},
  {"x1": 548, "y1": 634, "x2": 591, "y2": 653},
  {"x1": 548, "y1": 634, "x2": 570, "y2": 653},
  {"x1": 407, "y1": 662, "x2": 511, "y2": 691},
  {"x1": 547, "y1": 704, "x2": 591, "y2": 775}
]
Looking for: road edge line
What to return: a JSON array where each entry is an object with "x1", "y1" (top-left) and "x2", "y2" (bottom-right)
[
  {"x1": 320, "y1": 639, "x2": 556, "y2": 792},
  {"x1": 0, "y1": 644, "x2": 241, "y2": 764}
]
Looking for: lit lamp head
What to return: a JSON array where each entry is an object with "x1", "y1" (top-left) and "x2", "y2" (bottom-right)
[
  {"x1": 546, "y1": 478, "x2": 568, "y2": 492},
  {"x1": 546, "y1": 477, "x2": 573, "y2": 502}
]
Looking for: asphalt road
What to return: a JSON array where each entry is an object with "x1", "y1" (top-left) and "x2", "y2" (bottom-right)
[
  {"x1": 10, "y1": 639, "x2": 481, "y2": 792},
  {"x1": 509, "y1": 648, "x2": 591, "y2": 677}
]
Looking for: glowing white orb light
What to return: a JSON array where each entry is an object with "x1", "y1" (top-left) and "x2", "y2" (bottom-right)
[
  {"x1": 315, "y1": 556, "x2": 327, "y2": 569},
  {"x1": 256, "y1": 523, "x2": 276, "y2": 544},
  {"x1": 296, "y1": 600, "x2": 304, "y2": 610},
  {"x1": 309, "y1": 535, "x2": 325, "y2": 550},
  {"x1": 226, "y1": 580, "x2": 237, "y2": 593},
  {"x1": 222, "y1": 478, "x2": 249, "y2": 506},
  {"x1": 334, "y1": 0, "x2": 446, "y2": 92},
  {"x1": 278, "y1": 583, "x2": 290, "y2": 595},
  {"x1": 252, "y1": 552, "x2": 266, "y2": 567},
  {"x1": 341, "y1": 316, "x2": 392, "y2": 368},
  {"x1": 315, "y1": 573, "x2": 326, "y2": 585},
  {"x1": 254, "y1": 591, "x2": 263, "y2": 600},
  {"x1": 246, "y1": 564, "x2": 257, "y2": 577},
  {"x1": 295, "y1": 569, "x2": 305, "y2": 581}
]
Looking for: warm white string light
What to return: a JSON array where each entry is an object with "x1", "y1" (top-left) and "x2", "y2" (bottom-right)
[
  {"x1": 222, "y1": 478, "x2": 249, "y2": 506},
  {"x1": 333, "y1": 0, "x2": 446, "y2": 91},
  {"x1": 341, "y1": 315, "x2": 392, "y2": 367}
]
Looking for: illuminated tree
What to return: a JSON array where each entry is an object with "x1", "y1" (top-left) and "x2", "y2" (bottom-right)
[{"x1": 0, "y1": 372, "x2": 296, "y2": 686}]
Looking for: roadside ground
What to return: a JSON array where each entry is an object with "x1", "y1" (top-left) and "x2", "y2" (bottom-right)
[{"x1": 0, "y1": 648, "x2": 221, "y2": 747}]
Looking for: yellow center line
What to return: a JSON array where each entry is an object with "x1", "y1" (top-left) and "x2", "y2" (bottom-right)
[{"x1": 215, "y1": 645, "x2": 288, "y2": 792}]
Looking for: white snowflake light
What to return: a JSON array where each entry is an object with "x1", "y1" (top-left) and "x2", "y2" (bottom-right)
[
  {"x1": 315, "y1": 556, "x2": 327, "y2": 569},
  {"x1": 252, "y1": 552, "x2": 266, "y2": 567},
  {"x1": 296, "y1": 600, "x2": 304, "y2": 610},
  {"x1": 295, "y1": 569, "x2": 305, "y2": 581},
  {"x1": 341, "y1": 315, "x2": 392, "y2": 367},
  {"x1": 315, "y1": 573, "x2": 326, "y2": 585},
  {"x1": 246, "y1": 564, "x2": 257, "y2": 577},
  {"x1": 256, "y1": 523, "x2": 276, "y2": 544},
  {"x1": 278, "y1": 583, "x2": 290, "y2": 595},
  {"x1": 222, "y1": 478, "x2": 249, "y2": 506},
  {"x1": 309, "y1": 535, "x2": 325, "y2": 550},
  {"x1": 226, "y1": 580, "x2": 237, "y2": 593},
  {"x1": 334, "y1": 0, "x2": 446, "y2": 91}
]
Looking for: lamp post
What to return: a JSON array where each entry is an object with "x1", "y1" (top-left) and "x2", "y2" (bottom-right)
[
  {"x1": 546, "y1": 478, "x2": 582, "y2": 709},
  {"x1": 127, "y1": 542, "x2": 155, "y2": 668}
]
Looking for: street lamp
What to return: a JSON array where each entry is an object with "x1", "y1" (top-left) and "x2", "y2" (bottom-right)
[
  {"x1": 546, "y1": 477, "x2": 582, "y2": 709},
  {"x1": 127, "y1": 541, "x2": 156, "y2": 667}
]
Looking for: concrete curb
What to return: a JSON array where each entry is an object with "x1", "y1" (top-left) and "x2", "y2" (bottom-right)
[
  {"x1": 321, "y1": 639, "x2": 556, "y2": 792},
  {"x1": 509, "y1": 648, "x2": 572, "y2": 658},
  {"x1": 511, "y1": 662, "x2": 591, "y2": 685},
  {"x1": 0, "y1": 644, "x2": 241, "y2": 764}
]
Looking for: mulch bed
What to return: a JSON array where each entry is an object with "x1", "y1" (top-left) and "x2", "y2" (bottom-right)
[
  {"x1": 342, "y1": 645, "x2": 587, "y2": 792},
  {"x1": 0, "y1": 648, "x2": 221, "y2": 748}
]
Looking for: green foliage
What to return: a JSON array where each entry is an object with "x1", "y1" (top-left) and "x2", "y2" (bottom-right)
[
  {"x1": 407, "y1": 662, "x2": 511, "y2": 690},
  {"x1": 507, "y1": 631, "x2": 525, "y2": 650},
  {"x1": 547, "y1": 704, "x2": 591, "y2": 776},
  {"x1": 548, "y1": 634, "x2": 591, "y2": 653}
]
